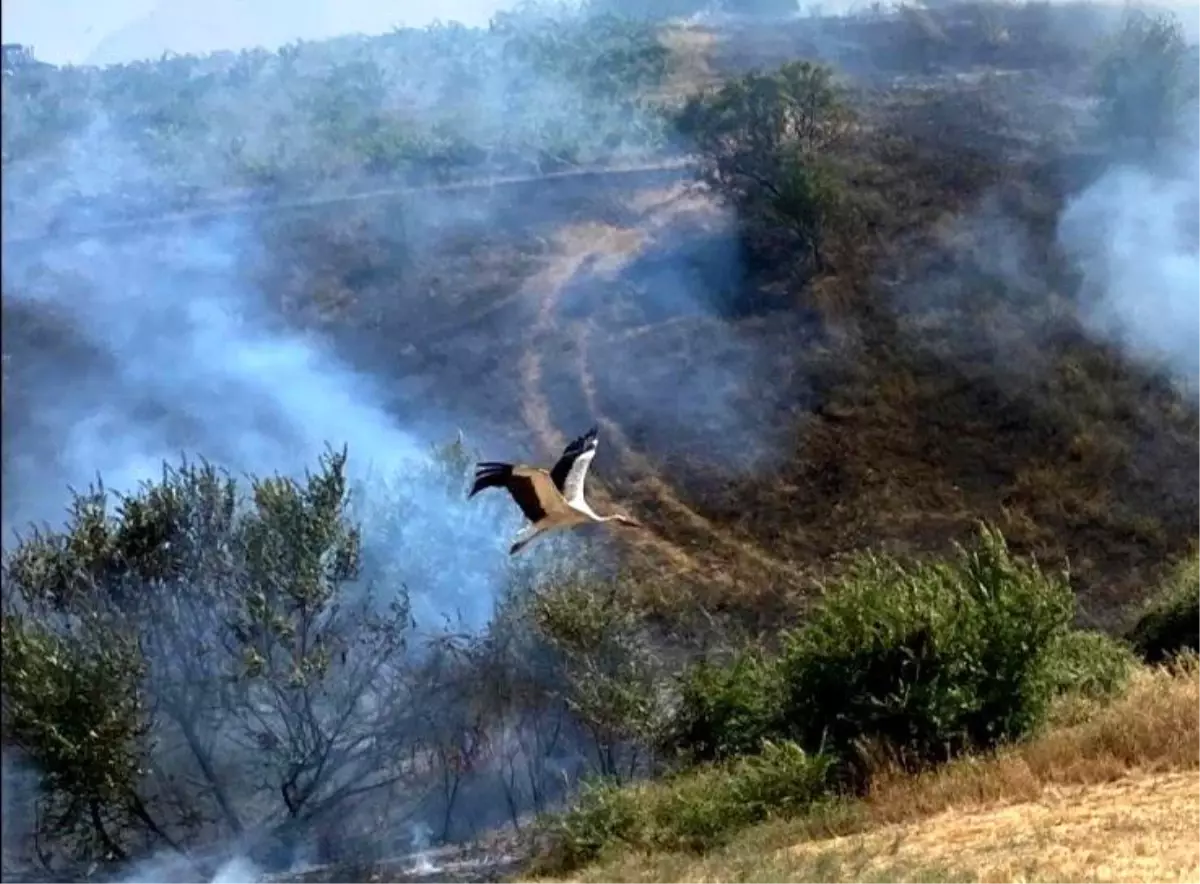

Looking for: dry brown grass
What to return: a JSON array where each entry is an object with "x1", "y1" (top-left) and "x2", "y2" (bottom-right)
[
  {"x1": 781, "y1": 772, "x2": 1199, "y2": 884},
  {"x1": 549, "y1": 657, "x2": 1200, "y2": 883},
  {"x1": 651, "y1": 25, "x2": 722, "y2": 105},
  {"x1": 866, "y1": 654, "x2": 1200, "y2": 821}
]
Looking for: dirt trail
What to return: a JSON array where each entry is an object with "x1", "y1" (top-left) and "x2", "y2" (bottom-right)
[
  {"x1": 573, "y1": 326, "x2": 795, "y2": 582},
  {"x1": 515, "y1": 219, "x2": 704, "y2": 574},
  {"x1": 783, "y1": 770, "x2": 1200, "y2": 883},
  {"x1": 515, "y1": 183, "x2": 795, "y2": 582},
  {"x1": 517, "y1": 220, "x2": 645, "y2": 456}
]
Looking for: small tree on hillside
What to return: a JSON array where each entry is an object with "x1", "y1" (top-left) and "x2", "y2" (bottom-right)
[
  {"x1": 527, "y1": 572, "x2": 662, "y2": 782},
  {"x1": 676, "y1": 60, "x2": 854, "y2": 277},
  {"x1": 1, "y1": 450, "x2": 421, "y2": 873},
  {"x1": 1095, "y1": 10, "x2": 1199, "y2": 157}
]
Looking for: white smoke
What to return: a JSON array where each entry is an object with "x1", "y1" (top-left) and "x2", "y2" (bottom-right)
[{"x1": 1057, "y1": 146, "x2": 1200, "y2": 388}]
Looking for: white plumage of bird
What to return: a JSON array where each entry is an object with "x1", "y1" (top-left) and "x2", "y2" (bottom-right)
[{"x1": 468, "y1": 425, "x2": 642, "y2": 555}]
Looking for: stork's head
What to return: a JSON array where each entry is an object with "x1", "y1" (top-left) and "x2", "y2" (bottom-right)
[
  {"x1": 611, "y1": 512, "x2": 642, "y2": 529},
  {"x1": 583, "y1": 426, "x2": 600, "y2": 451}
]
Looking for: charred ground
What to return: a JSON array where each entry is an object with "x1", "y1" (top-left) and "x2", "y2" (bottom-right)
[{"x1": 10, "y1": 7, "x2": 1191, "y2": 626}]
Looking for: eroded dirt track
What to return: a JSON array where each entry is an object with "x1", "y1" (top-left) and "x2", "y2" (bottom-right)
[{"x1": 513, "y1": 183, "x2": 798, "y2": 593}]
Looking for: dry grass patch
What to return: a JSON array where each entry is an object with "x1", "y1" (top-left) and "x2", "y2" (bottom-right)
[
  {"x1": 561, "y1": 835, "x2": 964, "y2": 883},
  {"x1": 866, "y1": 653, "x2": 1199, "y2": 824},
  {"x1": 783, "y1": 772, "x2": 1199, "y2": 884}
]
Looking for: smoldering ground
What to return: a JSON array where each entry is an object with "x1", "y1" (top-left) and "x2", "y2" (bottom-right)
[
  {"x1": 887, "y1": 10, "x2": 1200, "y2": 396},
  {"x1": 1058, "y1": 144, "x2": 1200, "y2": 390}
]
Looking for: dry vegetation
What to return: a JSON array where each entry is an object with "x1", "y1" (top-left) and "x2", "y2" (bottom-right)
[{"x1": 4, "y1": 7, "x2": 1197, "y2": 629}]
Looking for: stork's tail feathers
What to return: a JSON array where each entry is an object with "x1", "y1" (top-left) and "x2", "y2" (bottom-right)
[{"x1": 469, "y1": 461, "x2": 514, "y2": 498}]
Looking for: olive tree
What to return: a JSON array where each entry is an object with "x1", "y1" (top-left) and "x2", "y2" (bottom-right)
[
  {"x1": 1095, "y1": 10, "x2": 1199, "y2": 157},
  {"x1": 676, "y1": 60, "x2": 854, "y2": 277},
  {"x1": 1, "y1": 449, "x2": 420, "y2": 872}
]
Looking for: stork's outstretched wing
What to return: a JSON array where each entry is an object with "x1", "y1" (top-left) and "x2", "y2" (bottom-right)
[
  {"x1": 470, "y1": 462, "x2": 567, "y2": 524},
  {"x1": 550, "y1": 426, "x2": 599, "y2": 507}
]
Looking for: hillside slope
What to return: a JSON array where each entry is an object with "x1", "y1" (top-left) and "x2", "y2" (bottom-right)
[
  {"x1": 1, "y1": 7, "x2": 1197, "y2": 880},
  {"x1": 4, "y1": 9, "x2": 1196, "y2": 630}
]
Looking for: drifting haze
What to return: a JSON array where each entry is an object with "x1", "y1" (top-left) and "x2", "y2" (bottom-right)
[
  {"x1": 0, "y1": 0, "x2": 755, "y2": 632},
  {"x1": 1058, "y1": 144, "x2": 1200, "y2": 388},
  {"x1": 1, "y1": 6, "x2": 670, "y2": 629},
  {"x1": 3, "y1": 201, "x2": 527, "y2": 631},
  {"x1": 3, "y1": 0, "x2": 516, "y2": 66},
  {"x1": 3, "y1": 8, "x2": 668, "y2": 871}
]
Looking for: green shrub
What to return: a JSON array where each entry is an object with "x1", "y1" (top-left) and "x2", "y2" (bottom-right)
[
  {"x1": 649, "y1": 741, "x2": 834, "y2": 852},
  {"x1": 777, "y1": 525, "x2": 1075, "y2": 781},
  {"x1": 1042, "y1": 629, "x2": 1136, "y2": 702},
  {"x1": 676, "y1": 60, "x2": 853, "y2": 277},
  {"x1": 534, "y1": 777, "x2": 642, "y2": 873},
  {"x1": 664, "y1": 650, "x2": 783, "y2": 764},
  {"x1": 1094, "y1": 9, "x2": 1199, "y2": 155},
  {"x1": 1, "y1": 449, "x2": 417, "y2": 864},
  {"x1": 533, "y1": 741, "x2": 833, "y2": 873},
  {"x1": 663, "y1": 526, "x2": 1122, "y2": 781},
  {"x1": 1127, "y1": 554, "x2": 1200, "y2": 664},
  {"x1": 537, "y1": 526, "x2": 1145, "y2": 875},
  {"x1": 527, "y1": 572, "x2": 663, "y2": 780}
]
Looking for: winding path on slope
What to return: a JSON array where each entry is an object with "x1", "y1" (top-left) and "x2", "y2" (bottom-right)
[
  {"x1": 515, "y1": 184, "x2": 795, "y2": 585},
  {"x1": 515, "y1": 220, "x2": 706, "y2": 576}
]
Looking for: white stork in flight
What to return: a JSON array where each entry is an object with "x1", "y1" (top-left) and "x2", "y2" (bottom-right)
[{"x1": 468, "y1": 425, "x2": 642, "y2": 555}]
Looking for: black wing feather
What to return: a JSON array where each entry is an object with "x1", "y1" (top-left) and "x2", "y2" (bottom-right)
[
  {"x1": 550, "y1": 426, "x2": 598, "y2": 491},
  {"x1": 469, "y1": 461, "x2": 513, "y2": 498},
  {"x1": 469, "y1": 461, "x2": 548, "y2": 523}
]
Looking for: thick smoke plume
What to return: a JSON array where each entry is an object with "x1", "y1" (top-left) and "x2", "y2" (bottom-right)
[
  {"x1": 1057, "y1": 145, "x2": 1200, "y2": 388},
  {"x1": 3, "y1": 156, "x2": 516, "y2": 631}
]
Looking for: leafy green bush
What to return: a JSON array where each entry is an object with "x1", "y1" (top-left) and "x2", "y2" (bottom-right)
[
  {"x1": 536, "y1": 526, "x2": 1158, "y2": 874},
  {"x1": 665, "y1": 525, "x2": 1092, "y2": 783},
  {"x1": 0, "y1": 613, "x2": 149, "y2": 861},
  {"x1": 778, "y1": 525, "x2": 1075, "y2": 780},
  {"x1": 1094, "y1": 9, "x2": 1199, "y2": 155},
  {"x1": 653, "y1": 741, "x2": 833, "y2": 851},
  {"x1": 676, "y1": 60, "x2": 853, "y2": 277},
  {"x1": 663, "y1": 650, "x2": 782, "y2": 763},
  {"x1": 1042, "y1": 629, "x2": 1136, "y2": 702},
  {"x1": 533, "y1": 740, "x2": 833, "y2": 873},
  {"x1": 533, "y1": 777, "x2": 641, "y2": 873},
  {"x1": 0, "y1": 449, "x2": 416, "y2": 864},
  {"x1": 1127, "y1": 554, "x2": 1200, "y2": 664},
  {"x1": 526, "y1": 571, "x2": 663, "y2": 780}
]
